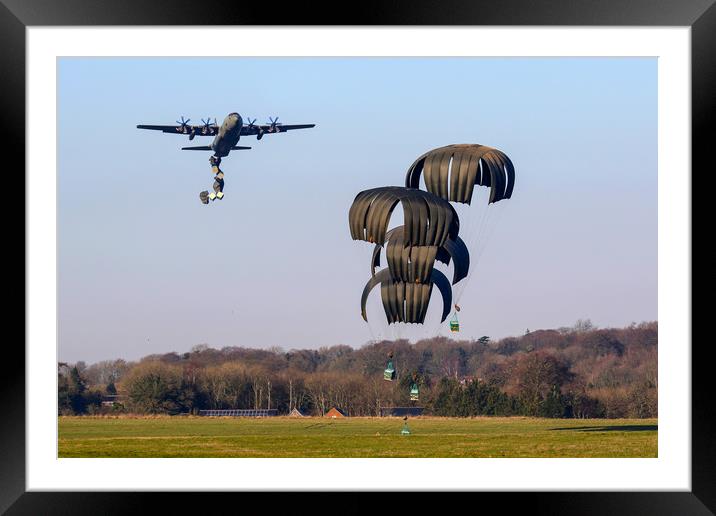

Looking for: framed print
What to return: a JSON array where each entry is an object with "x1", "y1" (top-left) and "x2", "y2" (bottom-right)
[{"x1": 4, "y1": 0, "x2": 712, "y2": 512}]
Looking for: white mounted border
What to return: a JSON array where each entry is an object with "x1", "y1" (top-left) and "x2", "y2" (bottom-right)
[{"x1": 27, "y1": 27, "x2": 690, "y2": 491}]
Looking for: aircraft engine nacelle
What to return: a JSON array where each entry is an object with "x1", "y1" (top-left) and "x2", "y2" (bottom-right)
[{"x1": 257, "y1": 130, "x2": 264, "y2": 140}]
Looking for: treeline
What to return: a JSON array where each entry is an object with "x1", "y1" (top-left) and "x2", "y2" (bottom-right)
[{"x1": 59, "y1": 320, "x2": 657, "y2": 419}]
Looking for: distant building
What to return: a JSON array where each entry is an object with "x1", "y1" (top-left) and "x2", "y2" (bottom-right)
[
  {"x1": 199, "y1": 409, "x2": 278, "y2": 417},
  {"x1": 324, "y1": 407, "x2": 347, "y2": 418},
  {"x1": 380, "y1": 407, "x2": 424, "y2": 417},
  {"x1": 289, "y1": 408, "x2": 306, "y2": 417},
  {"x1": 101, "y1": 395, "x2": 127, "y2": 407}
]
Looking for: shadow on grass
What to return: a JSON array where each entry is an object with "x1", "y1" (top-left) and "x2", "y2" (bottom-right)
[{"x1": 550, "y1": 425, "x2": 658, "y2": 432}]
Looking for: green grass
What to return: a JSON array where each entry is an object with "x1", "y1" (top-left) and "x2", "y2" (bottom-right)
[{"x1": 58, "y1": 416, "x2": 657, "y2": 458}]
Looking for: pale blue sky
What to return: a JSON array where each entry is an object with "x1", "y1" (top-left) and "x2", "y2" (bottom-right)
[{"x1": 58, "y1": 57, "x2": 657, "y2": 363}]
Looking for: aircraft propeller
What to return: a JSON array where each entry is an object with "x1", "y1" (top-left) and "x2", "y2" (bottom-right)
[
  {"x1": 248, "y1": 118, "x2": 264, "y2": 139},
  {"x1": 176, "y1": 116, "x2": 191, "y2": 133},
  {"x1": 201, "y1": 117, "x2": 214, "y2": 134},
  {"x1": 268, "y1": 116, "x2": 281, "y2": 132}
]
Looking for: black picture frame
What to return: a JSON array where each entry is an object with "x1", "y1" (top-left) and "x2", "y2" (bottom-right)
[{"x1": 3, "y1": 0, "x2": 711, "y2": 513}]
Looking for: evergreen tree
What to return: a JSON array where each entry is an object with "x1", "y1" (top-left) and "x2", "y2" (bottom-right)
[
  {"x1": 539, "y1": 385, "x2": 566, "y2": 418},
  {"x1": 68, "y1": 366, "x2": 88, "y2": 414},
  {"x1": 106, "y1": 381, "x2": 117, "y2": 395},
  {"x1": 58, "y1": 372, "x2": 72, "y2": 414}
]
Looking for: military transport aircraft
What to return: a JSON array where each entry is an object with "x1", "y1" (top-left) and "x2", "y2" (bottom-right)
[
  {"x1": 137, "y1": 112, "x2": 316, "y2": 204},
  {"x1": 137, "y1": 112, "x2": 315, "y2": 166}
]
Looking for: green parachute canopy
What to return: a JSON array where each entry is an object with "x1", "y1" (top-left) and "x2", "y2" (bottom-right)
[
  {"x1": 371, "y1": 225, "x2": 470, "y2": 285},
  {"x1": 405, "y1": 144, "x2": 515, "y2": 204},
  {"x1": 351, "y1": 144, "x2": 514, "y2": 330},
  {"x1": 360, "y1": 268, "x2": 452, "y2": 324},
  {"x1": 348, "y1": 186, "x2": 459, "y2": 247}
]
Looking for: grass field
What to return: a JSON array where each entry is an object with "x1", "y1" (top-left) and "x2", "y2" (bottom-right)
[{"x1": 58, "y1": 416, "x2": 657, "y2": 458}]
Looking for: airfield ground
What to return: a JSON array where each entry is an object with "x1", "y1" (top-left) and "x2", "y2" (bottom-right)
[{"x1": 58, "y1": 416, "x2": 657, "y2": 458}]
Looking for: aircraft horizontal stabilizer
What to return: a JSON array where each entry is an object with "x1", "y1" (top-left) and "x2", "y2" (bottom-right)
[
  {"x1": 231, "y1": 146, "x2": 252, "y2": 150},
  {"x1": 181, "y1": 145, "x2": 214, "y2": 151}
]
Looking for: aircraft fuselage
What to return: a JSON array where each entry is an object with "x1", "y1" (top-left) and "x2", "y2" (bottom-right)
[{"x1": 211, "y1": 112, "x2": 243, "y2": 157}]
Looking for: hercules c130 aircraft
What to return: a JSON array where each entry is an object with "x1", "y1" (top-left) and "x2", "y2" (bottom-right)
[
  {"x1": 137, "y1": 112, "x2": 315, "y2": 166},
  {"x1": 137, "y1": 112, "x2": 315, "y2": 204}
]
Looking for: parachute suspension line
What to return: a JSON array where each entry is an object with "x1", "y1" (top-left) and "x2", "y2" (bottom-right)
[
  {"x1": 452, "y1": 159, "x2": 510, "y2": 307},
  {"x1": 363, "y1": 276, "x2": 378, "y2": 343},
  {"x1": 430, "y1": 289, "x2": 446, "y2": 339},
  {"x1": 389, "y1": 319, "x2": 397, "y2": 343},
  {"x1": 475, "y1": 204, "x2": 504, "y2": 264},
  {"x1": 368, "y1": 300, "x2": 387, "y2": 343},
  {"x1": 365, "y1": 310, "x2": 378, "y2": 344},
  {"x1": 452, "y1": 183, "x2": 491, "y2": 305},
  {"x1": 470, "y1": 163, "x2": 496, "y2": 250},
  {"x1": 464, "y1": 160, "x2": 490, "y2": 239},
  {"x1": 454, "y1": 199, "x2": 495, "y2": 305},
  {"x1": 447, "y1": 166, "x2": 508, "y2": 340},
  {"x1": 422, "y1": 315, "x2": 431, "y2": 339},
  {"x1": 469, "y1": 199, "x2": 506, "y2": 277},
  {"x1": 452, "y1": 197, "x2": 505, "y2": 335}
]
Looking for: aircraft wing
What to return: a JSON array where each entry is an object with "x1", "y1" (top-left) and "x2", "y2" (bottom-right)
[
  {"x1": 241, "y1": 123, "x2": 315, "y2": 136},
  {"x1": 137, "y1": 124, "x2": 218, "y2": 136},
  {"x1": 181, "y1": 145, "x2": 251, "y2": 151},
  {"x1": 181, "y1": 145, "x2": 213, "y2": 151}
]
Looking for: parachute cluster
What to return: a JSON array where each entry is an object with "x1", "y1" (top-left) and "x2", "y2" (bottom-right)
[{"x1": 349, "y1": 144, "x2": 515, "y2": 328}]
